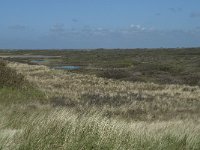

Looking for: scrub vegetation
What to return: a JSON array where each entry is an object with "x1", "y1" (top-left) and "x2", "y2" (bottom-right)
[
  {"x1": 0, "y1": 48, "x2": 200, "y2": 149},
  {"x1": 1, "y1": 48, "x2": 200, "y2": 86}
]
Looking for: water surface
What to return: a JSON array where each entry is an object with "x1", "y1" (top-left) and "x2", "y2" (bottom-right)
[
  {"x1": 54, "y1": 66, "x2": 81, "y2": 70},
  {"x1": 31, "y1": 60, "x2": 48, "y2": 63}
]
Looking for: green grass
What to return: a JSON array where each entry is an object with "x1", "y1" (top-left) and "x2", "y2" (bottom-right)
[{"x1": 0, "y1": 87, "x2": 46, "y2": 105}]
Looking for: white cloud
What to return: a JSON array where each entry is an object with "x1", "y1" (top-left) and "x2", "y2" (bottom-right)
[{"x1": 130, "y1": 24, "x2": 146, "y2": 31}]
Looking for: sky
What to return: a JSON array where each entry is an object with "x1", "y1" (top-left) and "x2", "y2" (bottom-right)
[{"x1": 0, "y1": 0, "x2": 200, "y2": 49}]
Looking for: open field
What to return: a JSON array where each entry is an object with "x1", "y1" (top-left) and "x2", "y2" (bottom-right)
[{"x1": 0, "y1": 49, "x2": 200, "y2": 149}]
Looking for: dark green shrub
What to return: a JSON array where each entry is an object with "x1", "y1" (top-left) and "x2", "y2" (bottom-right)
[
  {"x1": 98, "y1": 69, "x2": 130, "y2": 79},
  {"x1": 182, "y1": 74, "x2": 200, "y2": 86},
  {"x1": 134, "y1": 63, "x2": 183, "y2": 74},
  {"x1": 0, "y1": 60, "x2": 26, "y2": 88},
  {"x1": 81, "y1": 93, "x2": 132, "y2": 107},
  {"x1": 50, "y1": 96, "x2": 77, "y2": 107}
]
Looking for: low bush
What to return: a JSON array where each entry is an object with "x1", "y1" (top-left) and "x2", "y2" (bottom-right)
[
  {"x1": 133, "y1": 63, "x2": 183, "y2": 74},
  {"x1": 0, "y1": 60, "x2": 26, "y2": 88},
  {"x1": 98, "y1": 69, "x2": 130, "y2": 79},
  {"x1": 181, "y1": 74, "x2": 200, "y2": 86}
]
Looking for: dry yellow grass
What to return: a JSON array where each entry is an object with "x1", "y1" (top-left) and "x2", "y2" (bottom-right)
[
  {"x1": 0, "y1": 62, "x2": 199, "y2": 149},
  {"x1": 8, "y1": 62, "x2": 200, "y2": 120}
]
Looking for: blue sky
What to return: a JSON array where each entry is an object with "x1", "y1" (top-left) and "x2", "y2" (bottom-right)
[{"x1": 0, "y1": 0, "x2": 200, "y2": 49}]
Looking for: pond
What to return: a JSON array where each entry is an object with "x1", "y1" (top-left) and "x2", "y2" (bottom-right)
[
  {"x1": 31, "y1": 60, "x2": 48, "y2": 63},
  {"x1": 54, "y1": 66, "x2": 81, "y2": 70}
]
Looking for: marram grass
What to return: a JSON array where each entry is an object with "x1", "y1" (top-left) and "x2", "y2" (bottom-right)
[
  {"x1": 8, "y1": 62, "x2": 200, "y2": 121},
  {"x1": 1, "y1": 108, "x2": 200, "y2": 150}
]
